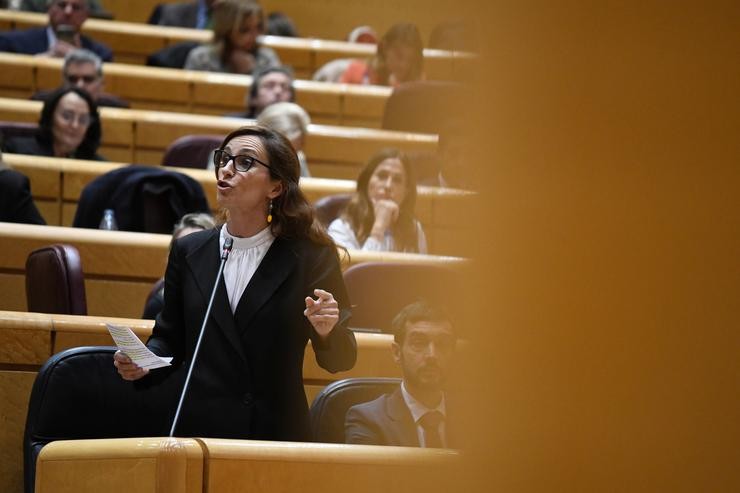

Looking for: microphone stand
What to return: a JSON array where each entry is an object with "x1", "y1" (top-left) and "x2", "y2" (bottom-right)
[{"x1": 169, "y1": 237, "x2": 233, "y2": 437}]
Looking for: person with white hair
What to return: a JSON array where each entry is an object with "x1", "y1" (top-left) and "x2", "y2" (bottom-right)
[{"x1": 256, "y1": 102, "x2": 311, "y2": 177}]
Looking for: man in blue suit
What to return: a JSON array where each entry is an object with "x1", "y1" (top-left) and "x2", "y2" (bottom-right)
[
  {"x1": 0, "y1": 0, "x2": 112, "y2": 61},
  {"x1": 345, "y1": 301, "x2": 458, "y2": 448}
]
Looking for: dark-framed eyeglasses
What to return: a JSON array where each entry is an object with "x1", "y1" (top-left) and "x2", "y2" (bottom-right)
[
  {"x1": 213, "y1": 149, "x2": 272, "y2": 173},
  {"x1": 65, "y1": 74, "x2": 98, "y2": 84}
]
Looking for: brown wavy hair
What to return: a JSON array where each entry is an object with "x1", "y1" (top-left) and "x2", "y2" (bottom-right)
[
  {"x1": 216, "y1": 125, "x2": 334, "y2": 247},
  {"x1": 340, "y1": 148, "x2": 420, "y2": 252}
]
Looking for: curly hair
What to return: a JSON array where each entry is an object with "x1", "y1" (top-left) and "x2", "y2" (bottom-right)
[
  {"x1": 37, "y1": 86, "x2": 101, "y2": 160},
  {"x1": 216, "y1": 125, "x2": 334, "y2": 247},
  {"x1": 340, "y1": 148, "x2": 420, "y2": 252}
]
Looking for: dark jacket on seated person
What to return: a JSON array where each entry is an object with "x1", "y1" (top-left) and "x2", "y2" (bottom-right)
[
  {"x1": 72, "y1": 165, "x2": 211, "y2": 233},
  {"x1": 0, "y1": 168, "x2": 46, "y2": 225},
  {"x1": 3, "y1": 135, "x2": 106, "y2": 161},
  {"x1": 0, "y1": 26, "x2": 113, "y2": 62}
]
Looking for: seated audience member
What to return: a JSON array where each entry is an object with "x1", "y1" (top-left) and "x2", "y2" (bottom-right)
[
  {"x1": 0, "y1": 0, "x2": 113, "y2": 61},
  {"x1": 340, "y1": 23, "x2": 424, "y2": 87},
  {"x1": 256, "y1": 102, "x2": 310, "y2": 177},
  {"x1": 420, "y1": 120, "x2": 475, "y2": 190},
  {"x1": 345, "y1": 301, "x2": 457, "y2": 447},
  {"x1": 0, "y1": 151, "x2": 46, "y2": 224},
  {"x1": 142, "y1": 212, "x2": 216, "y2": 319},
  {"x1": 184, "y1": 0, "x2": 280, "y2": 75},
  {"x1": 266, "y1": 11, "x2": 298, "y2": 37},
  {"x1": 31, "y1": 49, "x2": 129, "y2": 108},
  {"x1": 3, "y1": 87, "x2": 104, "y2": 160},
  {"x1": 16, "y1": 0, "x2": 109, "y2": 18},
  {"x1": 231, "y1": 66, "x2": 294, "y2": 118},
  {"x1": 150, "y1": 0, "x2": 219, "y2": 29},
  {"x1": 312, "y1": 26, "x2": 377, "y2": 83},
  {"x1": 328, "y1": 149, "x2": 427, "y2": 253}
]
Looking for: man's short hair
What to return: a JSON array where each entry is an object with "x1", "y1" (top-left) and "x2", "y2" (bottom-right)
[
  {"x1": 247, "y1": 65, "x2": 295, "y2": 103},
  {"x1": 391, "y1": 301, "x2": 454, "y2": 344},
  {"x1": 63, "y1": 48, "x2": 102, "y2": 77}
]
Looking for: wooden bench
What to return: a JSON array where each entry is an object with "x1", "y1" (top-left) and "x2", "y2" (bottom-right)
[
  {"x1": 0, "y1": 52, "x2": 390, "y2": 127},
  {"x1": 0, "y1": 310, "x2": 413, "y2": 493},
  {"x1": 3, "y1": 153, "x2": 474, "y2": 256},
  {"x1": 0, "y1": 222, "x2": 469, "y2": 318},
  {"x1": 0, "y1": 9, "x2": 476, "y2": 80},
  {"x1": 33, "y1": 437, "x2": 459, "y2": 493},
  {"x1": 0, "y1": 97, "x2": 437, "y2": 179}
]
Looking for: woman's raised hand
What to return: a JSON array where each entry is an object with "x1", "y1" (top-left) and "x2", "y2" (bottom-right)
[{"x1": 304, "y1": 289, "x2": 339, "y2": 339}]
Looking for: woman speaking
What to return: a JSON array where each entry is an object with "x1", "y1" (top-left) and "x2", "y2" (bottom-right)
[{"x1": 114, "y1": 126, "x2": 356, "y2": 441}]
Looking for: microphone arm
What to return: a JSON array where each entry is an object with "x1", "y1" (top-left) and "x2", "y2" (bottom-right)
[{"x1": 169, "y1": 236, "x2": 233, "y2": 437}]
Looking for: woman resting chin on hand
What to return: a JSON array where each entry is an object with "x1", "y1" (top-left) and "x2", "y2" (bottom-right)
[{"x1": 328, "y1": 149, "x2": 428, "y2": 253}]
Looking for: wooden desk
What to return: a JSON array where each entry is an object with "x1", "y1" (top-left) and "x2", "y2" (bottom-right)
[
  {"x1": 33, "y1": 437, "x2": 459, "y2": 493},
  {"x1": 0, "y1": 52, "x2": 390, "y2": 127},
  {"x1": 0, "y1": 9, "x2": 476, "y2": 80},
  {"x1": 0, "y1": 97, "x2": 437, "y2": 179}
]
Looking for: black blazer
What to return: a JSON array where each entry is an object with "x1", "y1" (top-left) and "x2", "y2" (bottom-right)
[
  {"x1": 0, "y1": 26, "x2": 113, "y2": 62},
  {"x1": 0, "y1": 168, "x2": 46, "y2": 225},
  {"x1": 146, "y1": 227, "x2": 357, "y2": 441}
]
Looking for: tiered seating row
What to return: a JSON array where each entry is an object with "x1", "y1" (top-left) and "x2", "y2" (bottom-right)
[
  {"x1": 0, "y1": 222, "x2": 469, "y2": 318},
  {"x1": 0, "y1": 53, "x2": 391, "y2": 127},
  {"x1": 3, "y1": 154, "x2": 475, "y2": 256},
  {"x1": 0, "y1": 9, "x2": 476, "y2": 80},
  {"x1": 0, "y1": 310, "x2": 406, "y2": 493},
  {"x1": 0, "y1": 97, "x2": 436, "y2": 179}
]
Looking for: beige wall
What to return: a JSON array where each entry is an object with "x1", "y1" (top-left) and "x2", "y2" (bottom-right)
[{"x1": 462, "y1": 1, "x2": 740, "y2": 492}]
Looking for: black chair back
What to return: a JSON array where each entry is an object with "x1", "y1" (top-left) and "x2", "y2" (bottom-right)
[
  {"x1": 310, "y1": 377, "x2": 401, "y2": 443},
  {"x1": 23, "y1": 347, "x2": 176, "y2": 493}
]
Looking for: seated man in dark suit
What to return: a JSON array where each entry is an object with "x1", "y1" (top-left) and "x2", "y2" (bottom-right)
[
  {"x1": 0, "y1": 152, "x2": 46, "y2": 225},
  {"x1": 150, "y1": 0, "x2": 219, "y2": 29},
  {"x1": 0, "y1": 0, "x2": 112, "y2": 61},
  {"x1": 345, "y1": 301, "x2": 457, "y2": 448},
  {"x1": 31, "y1": 49, "x2": 129, "y2": 107}
]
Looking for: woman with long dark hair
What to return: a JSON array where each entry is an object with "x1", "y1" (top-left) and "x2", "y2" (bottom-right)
[
  {"x1": 3, "y1": 86, "x2": 103, "y2": 160},
  {"x1": 328, "y1": 148, "x2": 427, "y2": 253},
  {"x1": 114, "y1": 125, "x2": 356, "y2": 441}
]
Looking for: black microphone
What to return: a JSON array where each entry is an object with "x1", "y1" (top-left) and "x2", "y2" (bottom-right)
[{"x1": 169, "y1": 236, "x2": 233, "y2": 437}]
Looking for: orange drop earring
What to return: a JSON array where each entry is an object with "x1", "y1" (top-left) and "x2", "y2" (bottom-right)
[{"x1": 267, "y1": 199, "x2": 273, "y2": 223}]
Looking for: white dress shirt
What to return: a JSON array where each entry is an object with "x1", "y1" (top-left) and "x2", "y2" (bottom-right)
[
  {"x1": 219, "y1": 225, "x2": 275, "y2": 313},
  {"x1": 400, "y1": 381, "x2": 447, "y2": 447}
]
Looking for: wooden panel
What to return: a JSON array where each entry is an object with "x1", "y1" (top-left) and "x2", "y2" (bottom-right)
[
  {"x1": 84, "y1": 279, "x2": 160, "y2": 319},
  {"x1": 0, "y1": 274, "x2": 26, "y2": 313},
  {"x1": 0, "y1": 328, "x2": 51, "y2": 365},
  {"x1": 200, "y1": 438, "x2": 460, "y2": 493},
  {"x1": 0, "y1": 371, "x2": 36, "y2": 493},
  {"x1": 35, "y1": 438, "x2": 204, "y2": 493}
]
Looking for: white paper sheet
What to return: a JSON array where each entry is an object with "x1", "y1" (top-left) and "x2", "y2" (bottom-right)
[{"x1": 106, "y1": 323, "x2": 172, "y2": 370}]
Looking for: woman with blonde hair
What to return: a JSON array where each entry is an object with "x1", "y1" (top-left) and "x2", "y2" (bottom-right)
[
  {"x1": 256, "y1": 101, "x2": 311, "y2": 177},
  {"x1": 184, "y1": 0, "x2": 280, "y2": 75}
]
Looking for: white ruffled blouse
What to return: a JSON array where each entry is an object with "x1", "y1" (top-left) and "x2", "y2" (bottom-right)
[{"x1": 219, "y1": 225, "x2": 275, "y2": 313}]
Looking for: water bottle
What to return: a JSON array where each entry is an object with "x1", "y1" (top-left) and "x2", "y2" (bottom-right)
[{"x1": 99, "y1": 209, "x2": 118, "y2": 230}]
